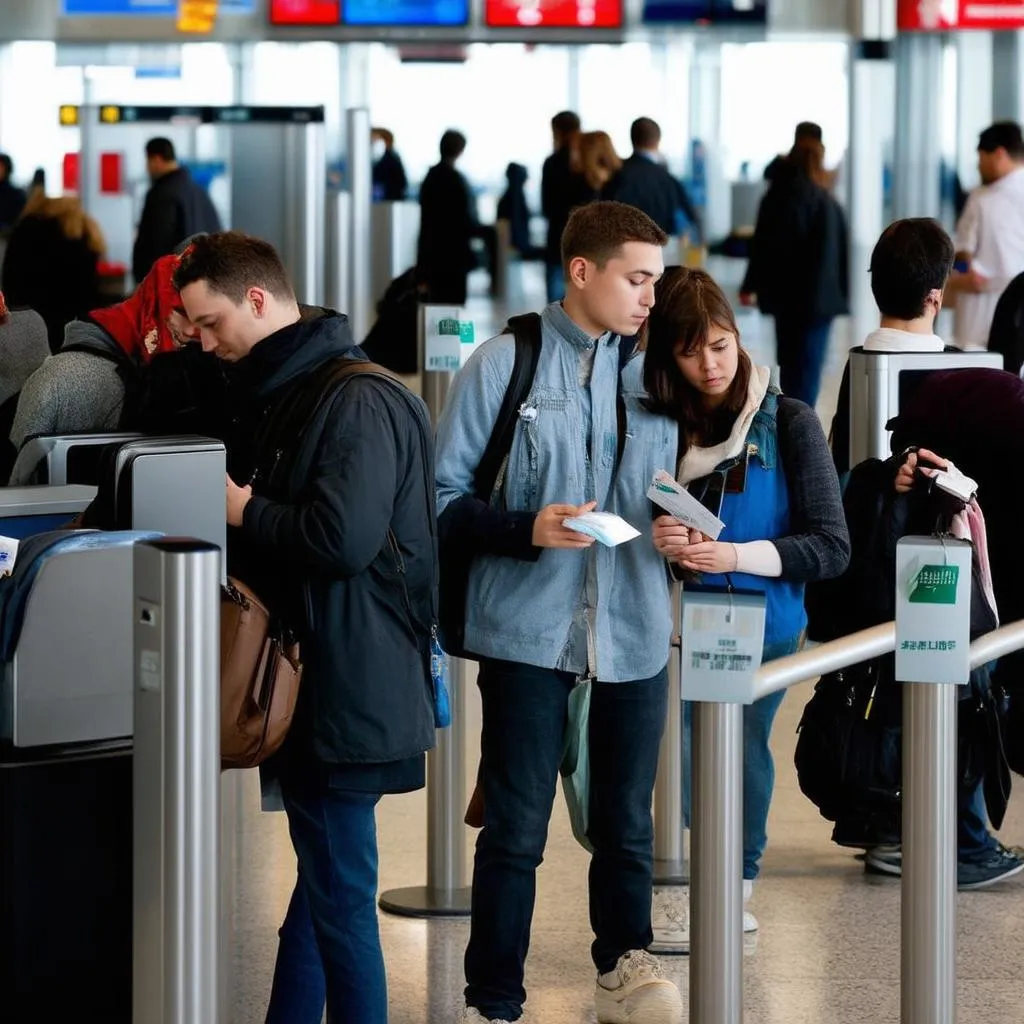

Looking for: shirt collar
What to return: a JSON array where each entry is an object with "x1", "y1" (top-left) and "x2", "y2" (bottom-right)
[{"x1": 543, "y1": 301, "x2": 615, "y2": 351}]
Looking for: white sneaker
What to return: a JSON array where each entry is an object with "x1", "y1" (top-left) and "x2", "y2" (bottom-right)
[
  {"x1": 595, "y1": 949, "x2": 684, "y2": 1024},
  {"x1": 462, "y1": 1008, "x2": 513, "y2": 1024},
  {"x1": 651, "y1": 885, "x2": 690, "y2": 952},
  {"x1": 742, "y1": 879, "x2": 758, "y2": 934}
]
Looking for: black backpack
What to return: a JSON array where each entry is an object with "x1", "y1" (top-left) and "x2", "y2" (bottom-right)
[{"x1": 437, "y1": 312, "x2": 633, "y2": 660}]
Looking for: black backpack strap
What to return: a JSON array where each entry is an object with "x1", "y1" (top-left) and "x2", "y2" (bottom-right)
[{"x1": 471, "y1": 312, "x2": 542, "y2": 501}]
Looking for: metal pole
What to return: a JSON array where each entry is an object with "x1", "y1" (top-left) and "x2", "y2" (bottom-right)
[
  {"x1": 654, "y1": 583, "x2": 687, "y2": 886},
  {"x1": 133, "y1": 539, "x2": 221, "y2": 1024},
  {"x1": 347, "y1": 106, "x2": 373, "y2": 342},
  {"x1": 690, "y1": 701, "x2": 743, "y2": 1024},
  {"x1": 901, "y1": 682, "x2": 957, "y2": 1024},
  {"x1": 379, "y1": 320, "x2": 471, "y2": 918}
]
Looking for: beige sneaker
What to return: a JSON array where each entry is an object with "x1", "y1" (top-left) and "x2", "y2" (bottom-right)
[
  {"x1": 462, "y1": 1008, "x2": 513, "y2": 1024},
  {"x1": 651, "y1": 885, "x2": 690, "y2": 952},
  {"x1": 594, "y1": 949, "x2": 683, "y2": 1024},
  {"x1": 743, "y1": 879, "x2": 758, "y2": 934}
]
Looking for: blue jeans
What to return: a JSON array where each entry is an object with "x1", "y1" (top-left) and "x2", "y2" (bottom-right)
[
  {"x1": 545, "y1": 262, "x2": 565, "y2": 303},
  {"x1": 683, "y1": 636, "x2": 801, "y2": 881},
  {"x1": 465, "y1": 659, "x2": 669, "y2": 1022},
  {"x1": 959, "y1": 780, "x2": 999, "y2": 861},
  {"x1": 774, "y1": 314, "x2": 834, "y2": 409},
  {"x1": 265, "y1": 781, "x2": 386, "y2": 1024}
]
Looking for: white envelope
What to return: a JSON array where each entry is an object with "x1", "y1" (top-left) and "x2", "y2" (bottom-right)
[
  {"x1": 562, "y1": 511, "x2": 641, "y2": 547},
  {"x1": 647, "y1": 470, "x2": 725, "y2": 540}
]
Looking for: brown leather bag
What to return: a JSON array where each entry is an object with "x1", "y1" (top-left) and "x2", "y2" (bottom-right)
[{"x1": 220, "y1": 577, "x2": 302, "y2": 771}]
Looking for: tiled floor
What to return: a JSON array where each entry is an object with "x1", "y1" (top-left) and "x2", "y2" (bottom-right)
[{"x1": 229, "y1": 263, "x2": 1024, "y2": 1023}]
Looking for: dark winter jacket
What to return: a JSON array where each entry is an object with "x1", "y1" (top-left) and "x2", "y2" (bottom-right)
[
  {"x1": 417, "y1": 161, "x2": 476, "y2": 291},
  {"x1": 227, "y1": 309, "x2": 437, "y2": 772},
  {"x1": 373, "y1": 149, "x2": 409, "y2": 202},
  {"x1": 132, "y1": 167, "x2": 221, "y2": 284},
  {"x1": 541, "y1": 146, "x2": 590, "y2": 263},
  {"x1": 742, "y1": 163, "x2": 849, "y2": 321},
  {"x1": 987, "y1": 270, "x2": 1024, "y2": 375},
  {"x1": 603, "y1": 153, "x2": 701, "y2": 237}
]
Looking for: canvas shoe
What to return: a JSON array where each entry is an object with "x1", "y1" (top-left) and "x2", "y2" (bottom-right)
[{"x1": 595, "y1": 949, "x2": 683, "y2": 1024}]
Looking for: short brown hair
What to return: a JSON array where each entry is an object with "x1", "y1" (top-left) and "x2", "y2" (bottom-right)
[
  {"x1": 561, "y1": 201, "x2": 667, "y2": 273},
  {"x1": 643, "y1": 267, "x2": 751, "y2": 448},
  {"x1": 172, "y1": 231, "x2": 294, "y2": 304},
  {"x1": 631, "y1": 117, "x2": 661, "y2": 150}
]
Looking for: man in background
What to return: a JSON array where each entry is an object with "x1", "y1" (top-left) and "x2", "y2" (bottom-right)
[
  {"x1": 949, "y1": 121, "x2": 1024, "y2": 350},
  {"x1": 604, "y1": 116, "x2": 700, "y2": 240},
  {"x1": 541, "y1": 110, "x2": 584, "y2": 302},
  {"x1": 0, "y1": 154, "x2": 26, "y2": 233},
  {"x1": 132, "y1": 137, "x2": 221, "y2": 286}
]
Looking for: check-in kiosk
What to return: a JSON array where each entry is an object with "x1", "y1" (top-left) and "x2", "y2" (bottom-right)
[
  {"x1": 0, "y1": 435, "x2": 227, "y2": 1020},
  {"x1": 848, "y1": 348, "x2": 1004, "y2": 467}
]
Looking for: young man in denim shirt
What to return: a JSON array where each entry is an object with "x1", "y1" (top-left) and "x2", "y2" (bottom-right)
[{"x1": 435, "y1": 201, "x2": 682, "y2": 1024}]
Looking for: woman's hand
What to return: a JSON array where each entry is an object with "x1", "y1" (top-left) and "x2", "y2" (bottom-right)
[
  {"x1": 678, "y1": 541, "x2": 739, "y2": 575},
  {"x1": 895, "y1": 448, "x2": 948, "y2": 494},
  {"x1": 652, "y1": 515, "x2": 700, "y2": 559}
]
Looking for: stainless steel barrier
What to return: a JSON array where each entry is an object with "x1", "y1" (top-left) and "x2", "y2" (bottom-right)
[
  {"x1": 347, "y1": 106, "x2": 373, "y2": 343},
  {"x1": 133, "y1": 539, "x2": 222, "y2": 1024},
  {"x1": 378, "y1": 342, "x2": 471, "y2": 918},
  {"x1": 687, "y1": 617, "x2": 1024, "y2": 1024},
  {"x1": 653, "y1": 583, "x2": 687, "y2": 887}
]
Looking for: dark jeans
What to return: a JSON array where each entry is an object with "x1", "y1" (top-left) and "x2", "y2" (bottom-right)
[
  {"x1": 774, "y1": 314, "x2": 834, "y2": 409},
  {"x1": 265, "y1": 781, "x2": 386, "y2": 1024},
  {"x1": 959, "y1": 780, "x2": 999, "y2": 861},
  {"x1": 464, "y1": 659, "x2": 669, "y2": 1022}
]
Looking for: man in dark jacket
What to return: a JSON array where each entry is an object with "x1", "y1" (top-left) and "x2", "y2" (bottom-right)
[
  {"x1": 174, "y1": 231, "x2": 437, "y2": 1024},
  {"x1": 604, "y1": 117, "x2": 700, "y2": 240},
  {"x1": 0, "y1": 154, "x2": 26, "y2": 232},
  {"x1": 418, "y1": 129, "x2": 477, "y2": 305},
  {"x1": 541, "y1": 110, "x2": 584, "y2": 302},
  {"x1": 133, "y1": 138, "x2": 221, "y2": 285}
]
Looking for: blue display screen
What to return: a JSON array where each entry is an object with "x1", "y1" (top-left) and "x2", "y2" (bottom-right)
[
  {"x1": 642, "y1": 0, "x2": 767, "y2": 22},
  {"x1": 342, "y1": 0, "x2": 469, "y2": 25},
  {"x1": 0, "y1": 515, "x2": 81, "y2": 540},
  {"x1": 63, "y1": 0, "x2": 253, "y2": 14}
]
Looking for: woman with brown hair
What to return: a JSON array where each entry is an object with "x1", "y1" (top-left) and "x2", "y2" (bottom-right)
[
  {"x1": 644, "y1": 266, "x2": 849, "y2": 934},
  {"x1": 1, "y1": 191, "x2": 106, "y2": 351},
  {"x1": 573, "y1": 130, "x2": 624, "y2": 197},
  {"x1": 740, "y1": 136, "x2": 849, "y2": 409}
]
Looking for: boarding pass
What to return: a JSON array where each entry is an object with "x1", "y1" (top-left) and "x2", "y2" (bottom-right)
[{"x1": 647, "y1": 471, "x2": 725, "y2": 540}]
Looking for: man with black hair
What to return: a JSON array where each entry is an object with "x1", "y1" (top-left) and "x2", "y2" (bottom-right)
[
  {"x1": 541, "y1": 110, "x2": 586, "y2": 302},
  {"x1": 132, "y1": 136, "x2": 222, "y2": 286},
  {"x1": 418, "y1": 129, "x2": 478, "y2": 304},
  {"x1": 830, "y1": 218, "x2": 956, "y2": 475},
  {"x1": 0, "y1": 154, "x2": 26, "y2": 232},
  {"x1": 603, "y1": 116, "x2": 701, "y2": 240},
  {"x1": 949, "y1": 121, "x2": 1024, "y2": 350}
]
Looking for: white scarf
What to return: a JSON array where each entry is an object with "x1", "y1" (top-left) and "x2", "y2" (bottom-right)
[{"x1": 677, "y1": 365, "x2": 771, "y2": 485}]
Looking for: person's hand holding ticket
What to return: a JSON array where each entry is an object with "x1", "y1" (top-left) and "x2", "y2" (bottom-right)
[
  {"x1": 647, "y1": 470, "x2": 725, "y2": 539},
  {"x1": 652, "y1": 515, "x2": 702, "y2": 560},
  {"x1": 533, "y1": 501, "x2": 599, "y2": 549},
  {"x1": 562, "y1": 510, "x2": 641, "y2": 547}
]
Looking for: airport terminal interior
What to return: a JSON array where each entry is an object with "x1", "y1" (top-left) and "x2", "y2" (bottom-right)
[{"x1": 4, "y1": 1, "x2": 1024, "y2": 1022}]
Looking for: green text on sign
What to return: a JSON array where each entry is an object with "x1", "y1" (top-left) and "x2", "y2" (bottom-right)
[{"x1": 909, "y1": 564, "x2": 959, "y2": 605}]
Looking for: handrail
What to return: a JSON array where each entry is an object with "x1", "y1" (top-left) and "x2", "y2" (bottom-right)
[
  {"x1": 970, "y1": 618, "x2": 1024, "y2": 669},
  {"x1": 749, "y1": 622, "x2": 896, "y2": 702}
]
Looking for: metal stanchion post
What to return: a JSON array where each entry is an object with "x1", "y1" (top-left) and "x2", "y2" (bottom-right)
[
  {"x1": 347, "y1": 106, "x2": 372, "y2": 342},
  {"x1": 133, "y1": 539, "x2": 221, "y2": 1024},
  {"x1": 901, "y1": 682, "x2": 957, "y2": 1024},
  {"x1": 379, "y1": 317, "x2": 472, "y2": 918},
  {"x1": 690, "y1": 701, "x2": 743, "y2": 1024},
  {"x1": 654, "y1": 582, "x2": 687, "y2": 885}
]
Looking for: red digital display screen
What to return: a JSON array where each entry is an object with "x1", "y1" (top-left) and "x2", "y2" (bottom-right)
[
  {"x1": 270, "y1": 0, "x2": 340, "y2": 24},
  {"x1": 485, "y1": 0, "x2": 623, "y2": 28}
]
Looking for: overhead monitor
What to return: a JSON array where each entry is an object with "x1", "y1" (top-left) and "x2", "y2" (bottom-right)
[
  {"x1": 63, "y1": 0, "x2": 253, "y2": 13},
  {"x1": 485, "y1": 0, "x2": 623, "y2": 28},
  {"x1": 642, "y1": 0, "x2": 767, "y2": 23},
  {"x1": 269, "y1": 0, "x2": 340, "y2": 23},
  {"x1": 342, "y1": 0, "x2": 470, "y2": 24}
]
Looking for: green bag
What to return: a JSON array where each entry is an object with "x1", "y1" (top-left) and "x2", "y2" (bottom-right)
[{"x1": 560, "y1": 679, "x2": 594, "y2": 853}]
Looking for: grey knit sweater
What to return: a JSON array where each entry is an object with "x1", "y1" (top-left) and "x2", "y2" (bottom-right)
[
  {"x1": 0, "y1": 307, "x2": 50, "y2": 408},
  {"x1": 8, "y1": 319, "x2": 125, "y2": 484}
]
